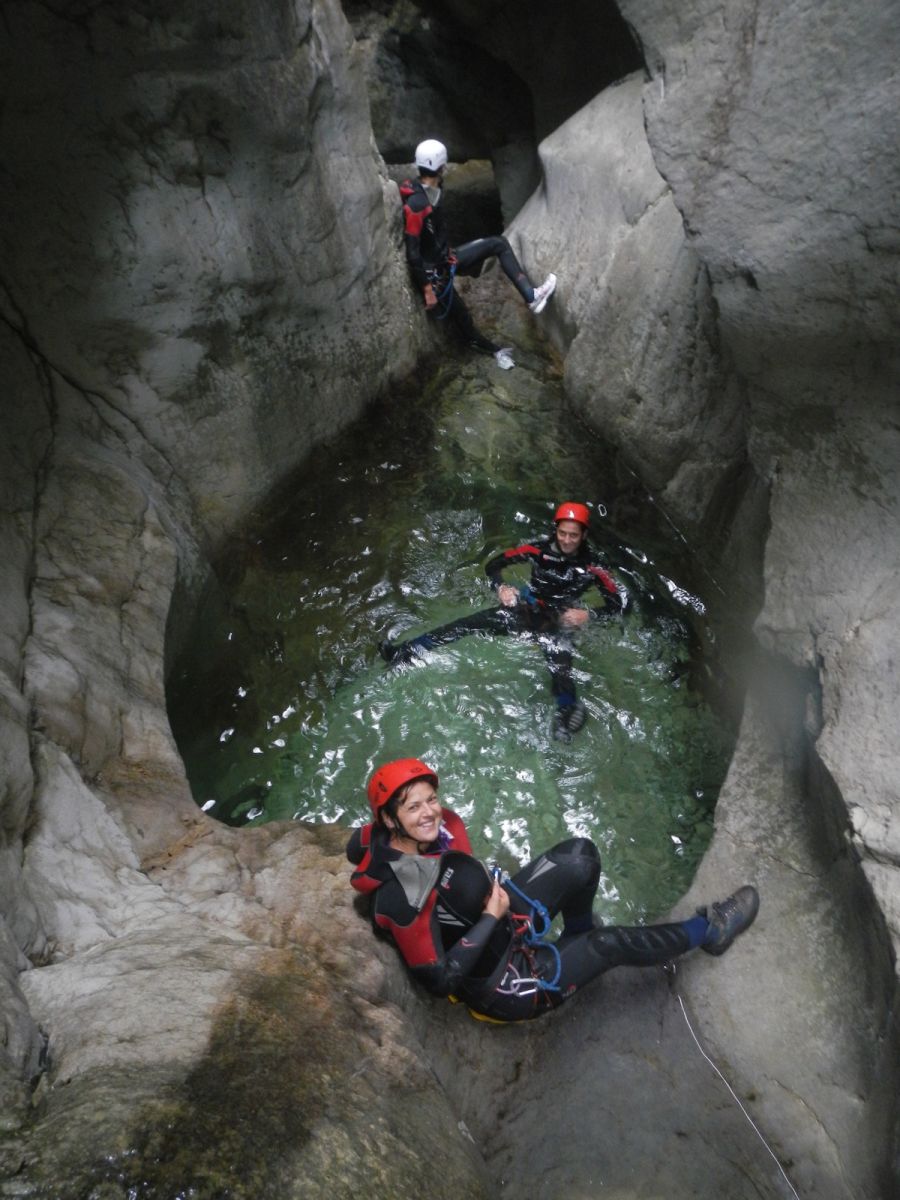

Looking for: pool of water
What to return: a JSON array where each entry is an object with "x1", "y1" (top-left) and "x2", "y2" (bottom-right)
[{"x1": 167, "y1": 349, "x2": 734, "y2": 924}]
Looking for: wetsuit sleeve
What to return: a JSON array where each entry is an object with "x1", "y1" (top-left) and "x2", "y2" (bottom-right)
[
  {"x1": 485, "y1": 544, "x2": 542, "y2": 590},
  {"x1": 346, "y1": 826, "x2": 367, "y2": 864},
  {"x1": 347, "y1": 822, "x2": 397, "y2": 894},
  {"x1": 587, "y1": 563, "x2": 624, "y2": 619},
  {"x1": 403, "y1": 195, "x2": 430, "y2": 291},
  {"x1": 441, "y1": 808, "x2": 473, "y2": 854},
  {"x1": 418, "y1": 913, "x2": 501, "y2": 997}
]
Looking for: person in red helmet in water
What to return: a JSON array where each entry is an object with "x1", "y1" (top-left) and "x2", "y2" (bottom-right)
[
  {"x1": 379, "y1": 503, "x2": 623, "y2": 741},
  {"x1": 347, "y1": 757, "x2": 760, "y2": 1022},
  {"x1": 401, "y1": 137, "x2": 557, "y2": 371}
]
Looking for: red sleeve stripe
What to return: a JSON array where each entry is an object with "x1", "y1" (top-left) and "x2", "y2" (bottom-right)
[
  {"x1": 588, "y1": 565, "x2": 618, "y2": 594},
  {"x1": 403, "y1": 204, "x2": 429, "y2": 237},
  {"x1": 504, "y1": 544, "x2": 541, "y2": 559}
]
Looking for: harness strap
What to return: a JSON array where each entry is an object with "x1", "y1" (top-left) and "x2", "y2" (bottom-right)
[
  {"x1": 427, "y1": 262, "x2": 457, "y2": 319},
  {"x1": 500, "y1": 876, "x2": 562, "y2": 992},
  {"x1": 520, "y1": 585, "x2": 547, "y2": 611}
]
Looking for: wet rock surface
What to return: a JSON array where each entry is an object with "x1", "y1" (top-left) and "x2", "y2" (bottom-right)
[
  {"x1": 1, "y1": 0, "x2": 898, "y2": 1197},
  {"x1": 13, "y1": 820, "x2": 492, "y2": 1199}
]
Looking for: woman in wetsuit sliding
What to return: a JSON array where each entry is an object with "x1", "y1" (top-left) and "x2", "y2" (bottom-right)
[{"x1": 347, "y1": 757, "x2": 760, "y2": 1022}]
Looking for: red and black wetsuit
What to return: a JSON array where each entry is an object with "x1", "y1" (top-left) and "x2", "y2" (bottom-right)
[
  {"x1": 347, "y1": 810, "x2": 502, "y2": 997},
  {"x1": 392, "y1": 533, "x2": 624, "y2": 705},
  {"x1": 347, "y1": 818, "x2": 699, "y2": 1022},
  {"x1": 485, "y1": 535, "x2": 622, "y2": 615},
  {"x1": 400, "y1": 176, "x2": 534, "y2": 354}
]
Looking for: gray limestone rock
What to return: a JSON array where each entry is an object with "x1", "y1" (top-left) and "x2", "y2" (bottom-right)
[
  {"x1": 1, "y1": 0, "x2": 899, "y2": 1196},
  {"x1": 508, "y1": 74, "x2": 746, "y2": 542},
  {"x1": 0, "y1": 0, "x2": 422, "y2": 554}
]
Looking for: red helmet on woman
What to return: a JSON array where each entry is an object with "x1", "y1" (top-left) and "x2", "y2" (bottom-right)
[
  {"x1": 555, "y1": 501, "x2": 590, "y2": 528},
  {"x1": 367, "y1": 757, "x2": 438, "y2": 818}
]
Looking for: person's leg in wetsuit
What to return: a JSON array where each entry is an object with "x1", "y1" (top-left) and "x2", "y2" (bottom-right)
[
  {"x1": 380, "y1": 601, "x2": 528, "y2": 664},
  {"x1": 535, "y1": 627, "x2": 587, "y2": 742},
  {"x1": 440, "y1": 282, "x2": 502, "y2": 355},
  {"x1": 429, "y1": 236, "x2": 556, "y2": 370},
  {"x1": 464, "y1": 839, "x2": 759, "y2": 1021},
  {"x1": 506, "y1": 837, "x2": 602, "y2": 928},
  {"x1": 454, "y1": 236, "x2": 535, "y2": 302},
  {"x1": 454, "y1": 236, "x2": 557, "y2": 315}
]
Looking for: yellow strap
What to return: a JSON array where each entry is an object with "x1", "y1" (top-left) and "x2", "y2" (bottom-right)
[{"x1": 447, "y1": 994, "x2": 520, "y2": 1024}]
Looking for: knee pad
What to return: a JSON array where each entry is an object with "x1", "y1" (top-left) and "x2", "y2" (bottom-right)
[
  {"x1": 548, "y1": 837, "x2": 601, "y2": 866},
  {"x1": 543, "y1": 838, "x2": 602, "y2": 890}
]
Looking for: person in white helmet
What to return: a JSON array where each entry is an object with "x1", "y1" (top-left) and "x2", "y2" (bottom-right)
[{"x1": 400, "y1": 138, "x2": 557, "y2": 370}]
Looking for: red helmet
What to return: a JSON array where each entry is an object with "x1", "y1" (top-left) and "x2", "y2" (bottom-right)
[
  {"x1": 554, "y1": 502, "x2": 590, "y2": 528},
  {"x1": 367, "y1": 757, "x2": 438, "y2": 817}
]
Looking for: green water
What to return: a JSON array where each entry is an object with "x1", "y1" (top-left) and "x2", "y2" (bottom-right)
[{"x1": 167, "y1": 350, "x2": 733, "y2": 924}]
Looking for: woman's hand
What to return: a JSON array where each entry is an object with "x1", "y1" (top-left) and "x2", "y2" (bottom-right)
[
  {"x1": 497, "y1": 584, "x2": 518, "y2": 608},
  {"x1": 484, "y1": 881, "x2": 510, "y2": 920}
]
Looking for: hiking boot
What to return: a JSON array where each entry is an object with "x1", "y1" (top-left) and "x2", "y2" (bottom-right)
[
  {"x1": 701, "y1": 886, "x2": 760, "y2": 956},
  {"x1": 378, "y1": 639, "x2": 399, "y2": 663},
  {"x1": 529, "y1": 273, "x2": 557, "y2": 315},
  {"x1": 565, "y1": 700, "x2": 587, "y2": 733},
  {"x1": 551, "y1": 710, "x2": 571, "y2": 743},
  {"x1": 494, "y1": 347, "x2": 515, "y2": 370},
  {"x1": 551, "y1": 700, "x2": 586, "y2": 742}
]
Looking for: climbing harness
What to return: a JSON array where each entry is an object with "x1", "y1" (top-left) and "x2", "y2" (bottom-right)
[
  {"x1": 448, "y1": 869, "x2": 564, "y2": 1023},
  {"x1": 428, "y1": 262, "x2": 457, "y2": 320},
  {"x1": 664, "y1": 961, "x2": 801, "y2": 1200},
  {"x1": 498, "y1": 870, "x2": 562, "y2": 994},
  {"x1": 519, "y1": 585, "x2": 545, "y2": 611}
]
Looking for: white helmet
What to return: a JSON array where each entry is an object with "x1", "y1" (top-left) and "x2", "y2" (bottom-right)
[{"x1": 414, "y1": 138, "x2": 448, "y2": 174}]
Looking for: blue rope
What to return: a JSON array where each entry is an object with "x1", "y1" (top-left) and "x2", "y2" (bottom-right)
[
  {"x1": 501, "y1": 874, "x2": 562, "y2": 991},
  {"x1": 519, "y1": 585, "x2": 541, "y2": 610},
  {"x1": 433, "y1": 263, "x2": 457, "y2": 320}
]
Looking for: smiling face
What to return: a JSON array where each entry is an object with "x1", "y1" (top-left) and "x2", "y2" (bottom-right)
[
  {"x1": 555, "y1": 519, "x2": 585, "y2": 556},
  {"x1": 389, "y1": 779, "x2": 443, "y2": 849}
]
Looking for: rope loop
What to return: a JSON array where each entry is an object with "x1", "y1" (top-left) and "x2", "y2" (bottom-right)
[
  {"x1": 501, "y1": 874, "x2": 562, "y2": 991},
  {"x1": 431, "y1": 262, "x2": 457, "y2": 320}
]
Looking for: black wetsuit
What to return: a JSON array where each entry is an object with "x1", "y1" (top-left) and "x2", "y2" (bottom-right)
[
  {"x1": 347, "y1": 821, "x2": 702, "y2": 1022},
  {"x1": 393, "y1": 533, "x2": 624, "y2": 707},
  {"x1": 401, "y1": 177, "x2": 533, "y2": 354}
]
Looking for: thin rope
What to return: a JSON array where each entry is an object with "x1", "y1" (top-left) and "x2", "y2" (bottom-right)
[
  {"x1": 673, "y1": 988, "x2": 801, "y2": 1200},
  {"x1": 617, "y1": 458, "x2": 727, "y2": 600}
]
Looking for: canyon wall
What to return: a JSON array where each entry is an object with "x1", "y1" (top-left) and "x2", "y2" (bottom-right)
[{"x1": 1, "y1": 0, "x2": 897, "y2": 1196}]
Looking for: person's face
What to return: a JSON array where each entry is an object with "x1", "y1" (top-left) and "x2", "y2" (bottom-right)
[
  {"x1": 555, "y1": 520, "x2": 585, "y2": 556},
  {"x1": 392, "y1": 780, "x2": 443, "y2": 843}
]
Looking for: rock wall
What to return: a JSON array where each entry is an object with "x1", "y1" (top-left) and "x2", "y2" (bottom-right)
[
  {"x1": 0, "y1": 0, "x2": 438, "y2": 1186},
  {"x1": 1, "y1": 0, "x2": 898, "y2": 1197},
  {"x1": 1, "y1": 0, "x2": 421, "y2": 557},
  {"x1": 502, "y1": 1, "x2": 900, "y2": 1193},
  {"x1": 611, "y1": 0, "x2": 900, "y2": 980},
  {"x1": 507, "y1": 75, "x2": 752, "y2": 551}
]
